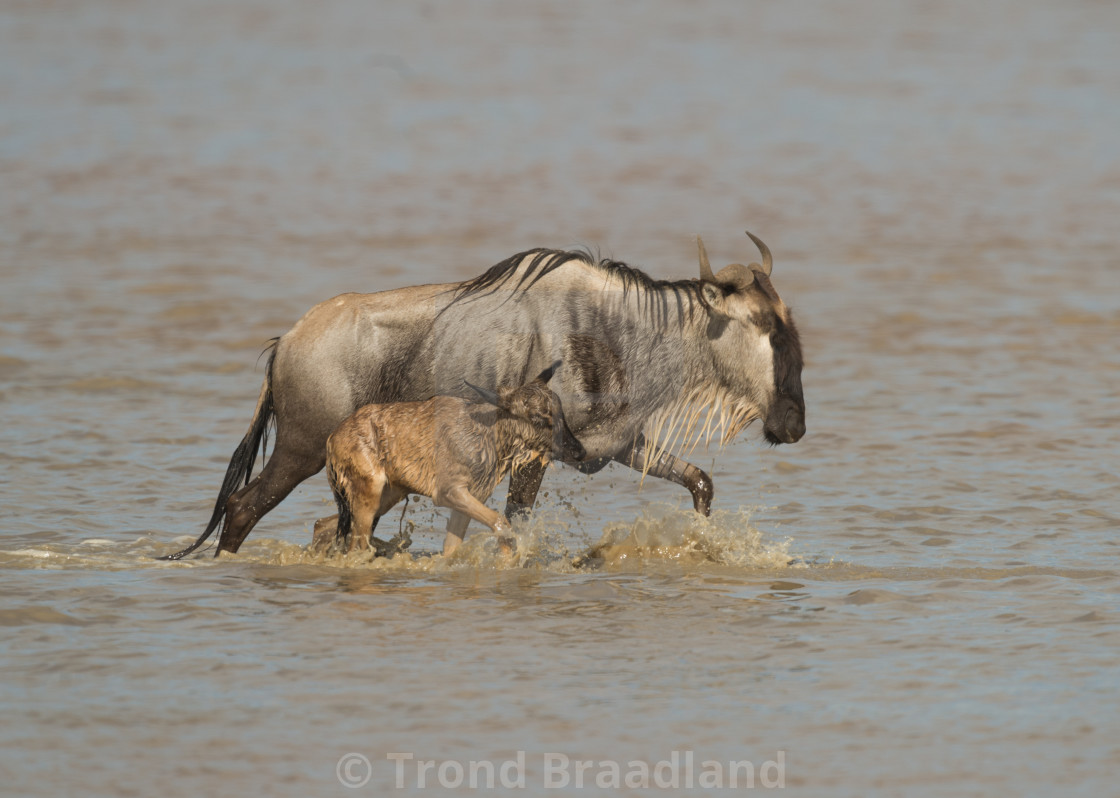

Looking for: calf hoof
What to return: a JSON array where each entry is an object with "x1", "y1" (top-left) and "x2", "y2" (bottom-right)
[
  {"x1": 570, "y1": 547, "x2": 604, "y2": 569},
  {"x1": 310, "y1": 515, "x2": 339, "y2": 552},
  {"x1": 496, "y1": 535, "x2": 517, "y2": 561},
  {"x1": 371, "y1": 529, "x2": 412, "y2": 558}
]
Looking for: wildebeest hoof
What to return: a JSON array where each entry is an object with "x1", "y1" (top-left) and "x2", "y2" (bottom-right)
[{"x1": 689, "y1": 472, "x2": 714, "y2": 517}]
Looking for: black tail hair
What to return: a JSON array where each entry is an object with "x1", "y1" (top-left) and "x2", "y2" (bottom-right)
[
  {"x1": 327, "y1": 459, "x2": 354, "y2": 548},
  {"x1": 160, "y1": 342, "x2": 278, "y2": 560}
]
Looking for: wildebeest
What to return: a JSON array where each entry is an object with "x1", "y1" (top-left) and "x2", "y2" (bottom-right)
[
  {"x1": 319, "y1": 362, "x2": 585, "y2": 557},
  {"x1": 164, "y1": 230, "x2": 804, "y2": 560}
]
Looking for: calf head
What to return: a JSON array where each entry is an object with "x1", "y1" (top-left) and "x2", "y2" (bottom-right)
[{"x1": 466, "y1": 361, "x2": 587, "y2": 462}]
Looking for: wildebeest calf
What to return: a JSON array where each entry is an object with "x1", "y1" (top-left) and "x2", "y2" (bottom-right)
[{"x1": 321, "y1": 362, "x2": 586, "y2": 557}]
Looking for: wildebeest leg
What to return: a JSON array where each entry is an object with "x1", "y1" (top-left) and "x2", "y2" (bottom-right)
[
  {"x1": 616, "y1": 439, "x2": 714, "y2": 516},
  {"x1": 503, "y1": 460, "x2": 546, "y2": 520},
  {"x1": 442, "y1": 511, "x2": 470, "y2": 557},
  {"x1": 442, "y1": 487, "x2": 514, "y2": 557},
  {"x1": 575, "y1": 457, "x2": 611, "y2": 475},
  {"x1": 217, "y1": 450, "x2": 324, "y2": 555}
]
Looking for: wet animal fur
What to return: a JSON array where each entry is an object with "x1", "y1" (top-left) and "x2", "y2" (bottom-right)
[
  {"x1": 165, "y1": 230, "x2": 803, "y2": 560},
  {"x1": 323, "y1": 367, "x2": 584, "y2": 555}
]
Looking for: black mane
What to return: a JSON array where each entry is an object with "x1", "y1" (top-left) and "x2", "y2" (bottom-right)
[{"x1": 452, "y1": 247, "x2": 703, "y2": 325}]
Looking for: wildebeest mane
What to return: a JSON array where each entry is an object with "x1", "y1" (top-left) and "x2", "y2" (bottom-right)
[{"x1": 451, "y1": 248, "x2": 703, "y2": 326}]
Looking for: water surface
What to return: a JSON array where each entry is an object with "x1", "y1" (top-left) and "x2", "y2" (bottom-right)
[{"x1": 2, "y1": 1, "x2": 1118, "y2": 795}]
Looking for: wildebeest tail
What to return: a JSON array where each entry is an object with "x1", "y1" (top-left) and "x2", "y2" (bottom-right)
[
  {"x1": 326, "y1": 459, "x2": 354, "y2": 547},
  {"x1": 160, "y1": 341, "x2": 278, "y2": 560}
]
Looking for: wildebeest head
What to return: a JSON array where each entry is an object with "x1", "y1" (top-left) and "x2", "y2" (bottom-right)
[
  {"x1": 466, "y1": 361, "x2": 588, "y2": 462},
  {"x1": 696, "y1": 232, "x2": 805, "y2": 445}
]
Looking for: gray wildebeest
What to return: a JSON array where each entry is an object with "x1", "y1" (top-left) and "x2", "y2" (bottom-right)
[
  {"x1": 163, "y1": 230, "x2": 805, "y2": 559},
  {"x1": 319, "y1": 361, "x2": 586, "y2": 557}
]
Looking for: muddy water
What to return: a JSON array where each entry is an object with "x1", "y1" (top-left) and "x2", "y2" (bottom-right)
[{"x1": 2, "y1": 1, "x2": 1119, "y2": 795}]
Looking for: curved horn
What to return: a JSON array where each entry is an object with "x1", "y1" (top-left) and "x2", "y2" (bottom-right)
[
  {"x1": 745, "y1": 230, "x2": 772, "y2": 276},
  {"x1": 464, "y1": 380, "x2": 501, "y2": 407},
  {"x1": 697, "y1": 236, "x2": 716, "y2": 283}
]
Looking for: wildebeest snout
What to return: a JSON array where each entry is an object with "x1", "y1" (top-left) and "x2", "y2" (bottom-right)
[
  {"x1": 554, "y1": 415, "x2": 587, "y2": 462},
  {"x1": 764, "y1": 397, "x2": 805, "y2": 445}
]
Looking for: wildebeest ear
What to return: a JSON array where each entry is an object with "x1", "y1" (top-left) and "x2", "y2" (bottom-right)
[
  {"x1": 698, "y1": 236, "x2": 755, "y2": 315},
  {"x1": 464, "y1": 380, "x2": 502, "y2": 407},
  {"x1": 534, "y1": 359, "x2": 562, "y2": 385},
  {"x1": 700, "y1": 280, "x2": 730, "y2": 317}
]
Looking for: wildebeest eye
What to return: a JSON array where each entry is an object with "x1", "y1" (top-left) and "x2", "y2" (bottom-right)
[{"x1": 752, "y1": 312, "x2": 776, "y2": 335}]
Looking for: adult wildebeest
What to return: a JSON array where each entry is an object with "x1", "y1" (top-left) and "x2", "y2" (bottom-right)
[
  {"x1": 164, "y1": 230, "x2": 804, "y2": 559},
  {"x1": 321, "y1": 362, "x2": 585, "y2": 557}
]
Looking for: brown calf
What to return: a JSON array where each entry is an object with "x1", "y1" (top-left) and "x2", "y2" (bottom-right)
[{"x1": 322, "y1": 362, "x2": 585, "y2": 557}]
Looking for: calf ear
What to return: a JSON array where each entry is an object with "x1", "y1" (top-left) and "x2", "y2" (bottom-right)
[
  {"x1": 464, "y1": 380, "x2": 502, "y2": 407},
  {"x1": 534, "y1": 359, "x2": 562, "y2": 385}
]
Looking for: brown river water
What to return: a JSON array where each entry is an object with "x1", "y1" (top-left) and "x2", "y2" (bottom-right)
[{"x1": 2, "y1": 1, "x2": 1118, "y2": 796}]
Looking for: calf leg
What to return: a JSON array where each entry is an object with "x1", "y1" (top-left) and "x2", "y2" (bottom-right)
[
  {"x1": 370, "y1": 487, "x2": 411, "y2": 557},
  {"x1": 314, "y1": 507, "x2": 409, "y2": 557},
  {"x1": 442, "y1": 511, "x2": 471, "y2": 557},
  {"x1": 344, "y1": 477, "x2": 386, "y2": 554},
  {"x1": 616, "y1": 439, "x2": 714, "y2": 516},
  {"x1": 441, "y1": 487, "x2": 514, "y2": 557}
]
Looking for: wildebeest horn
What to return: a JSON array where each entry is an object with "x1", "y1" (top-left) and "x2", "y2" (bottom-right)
[
  {"x1": 697, "y1": 236, "x2": 716, "y2": 283},
  {"x1": 464, "y1": 380, "x2": 501, "y2": 407},
  {"x1": 700, "y1": 235, "x2": 756, "y2": 290},
  {"x1": 745, "y1": 230, "x2": 772, "y2": 277}
]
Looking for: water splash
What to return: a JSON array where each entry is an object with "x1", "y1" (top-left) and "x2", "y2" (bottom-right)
[
  {"x1": 574, "y1": 503, "x2": 796, "y2": 568},
  {"x1": 0, "y1": 502, "x2": 795, "y2": 574},
  {"x1": 251, "y1": 500, "x2": 588, "y2": 572},
  {"x1": 252, "y1": 501, "x2": 796, "y2": 572}
]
